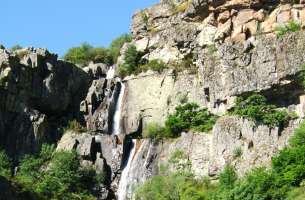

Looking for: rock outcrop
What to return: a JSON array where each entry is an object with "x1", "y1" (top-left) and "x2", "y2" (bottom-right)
[
  {"x1": 123, "y1": 31, "x2": 305, "y2": 134},
  {"x1": 122, "y1": 116, "x2": 301, "y2": 199},
  {"x1": 0, "y1": 48, "x2": 91, "y2": 157},
  {"x1": 2, "y1": 1, "x2": 305, "y2": 200},
  {"x1": 115, "y1": 0, "x2": 305, "y2": 198}
]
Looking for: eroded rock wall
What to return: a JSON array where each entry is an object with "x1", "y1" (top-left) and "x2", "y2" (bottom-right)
[
  {"x1": 0, "y1": 48, "x2": 91, "y2": 156},
  {"x1": 123, "y1": 31, "x2": 305, "y2": 134}
]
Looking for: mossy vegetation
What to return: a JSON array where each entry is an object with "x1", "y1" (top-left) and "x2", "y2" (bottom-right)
[
  {"x1": 118, "y1": 45, "x2": 168, "y2": 77},
  {"x1": 170, "y1": 0, "x2": 193, "y2": 15},
  {"x1": 137, "y1": 121, "x2": 305, "y2": 200},
  {"x1": 0, "y1": 149, "x2": 11, "y2": 177},
  {"x1": 275, "y1": 20, "x2": 301, "y2": 37},
  {"x1": 64, "y1": 119, "x2": 87, "y2": 133},
  {"x1": 230, "y1": 94, "x2": 290, "y2": 127},
  {"x1": 232, "y1": 147, "x2": 242, "y2": 159}
]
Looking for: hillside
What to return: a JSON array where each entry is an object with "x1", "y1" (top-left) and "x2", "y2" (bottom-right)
[{"x1": 1, "y1": 0, "x2": 305, "y2": 200}]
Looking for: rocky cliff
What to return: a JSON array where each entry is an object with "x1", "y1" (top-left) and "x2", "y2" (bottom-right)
[{"x1": 1, "y1": 0, "x2": 305, "y2": 200}]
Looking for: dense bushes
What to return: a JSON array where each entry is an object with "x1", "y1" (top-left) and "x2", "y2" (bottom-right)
[
  {"x1": 143, "y1": 103, "x2": 217, "y2": 141},
  {"x1": 0, "y1": 149, "x2": 11, "y2": 177},
  {"x1": 0, "y1": 144, "x2": 101, "y2": 200},
  {"x1": 64, "y1": 43, "x2": 113, "y2": 66},
  {"x1": 165, "y1": 103, "x2": 217, "y2": 135},
  {"x1": 136, "y1": 172, "x2": 208, "y2": 200},
  {"x1": 136, "y1": 150, "x2": 210, "y2": 200},
  {"x1": 118, "y1": 45, "x2": 144, "y2": 77},
  {"x1": 64, "y1": 34, "x2": 132, "y2": 67},
  {"x1": 139, "y1": 59, "x2": 167, "y2": 73},
  {"x1": 137, "y1": 121, "x2": 305, "y2": 200},
  {"x1": 64, "y1": 119, "x2": 87, "y2": 133},
  {"x1": 17, "y1": 145, "x2": 102, "y2": 199},
  {"x1": 142, "y1": 123, "x2": 169, "y2": 141},
  {"x1": 230, "y1": 94, "x2": 290, "y2": 127}
]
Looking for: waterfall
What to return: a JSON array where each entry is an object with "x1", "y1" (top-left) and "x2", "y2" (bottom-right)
[
  {"x1": 112, "y1": 82, "x2": 125, "y2": 135},
  {"x1": 106, "y1": 66, "x2": 115, "y2": 80},
  {"x1": 117, "y1": 139, "x2": 137, "y2": 200},
  {"x1": 107, "y1": 66, "x2": 137, "y2": 200}
]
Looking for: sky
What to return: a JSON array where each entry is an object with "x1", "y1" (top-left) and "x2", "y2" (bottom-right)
[{"x1": 0, "y1": 0, "x2": 159, "y2": 56}]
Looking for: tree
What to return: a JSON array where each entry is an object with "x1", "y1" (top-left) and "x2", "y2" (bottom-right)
[
  {"x1": 63, "y1": 43, "x2": 93, "y2": 66},
  {"x1": 11, "y1": 45, "x2": 22, "y2": 51},
  {"x1": 109, "y1": 34, "x2": 132, "y2": 63}
]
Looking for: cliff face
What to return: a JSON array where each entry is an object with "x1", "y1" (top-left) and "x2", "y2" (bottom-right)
[
  {"x1": 2, "y1": 1, "x2": 305, "y2": 200},
  {"x1": 118, "y1": 0, "x2": 305, "y2": 198},
  {"x1": 0, "y1": 48, "x2": 91, "y2": 156}
]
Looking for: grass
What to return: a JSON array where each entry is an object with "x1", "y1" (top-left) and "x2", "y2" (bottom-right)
[
  {"x1": 233, "y1": 147, "x2": 243, "y2": 159},
  {"x1": 64, "y1": 120, "x2": 87, "y2": 133},
  {"x1": 207, "y1": 44, "x2": 217, "y2": 55},
  {"x1": 171, "y1": 0, "x2": 192, "y2": 15}
]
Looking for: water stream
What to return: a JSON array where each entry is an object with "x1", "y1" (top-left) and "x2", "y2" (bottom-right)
[
  {"x1": 117, "y1": 139, "x2": 137, "y2": 200},
  {"x1": 107, "y1": 66, "x2": 137, "y2": 200},
  {"x1": 106, "y1": 66, "x2": 115, "y2": 80}
]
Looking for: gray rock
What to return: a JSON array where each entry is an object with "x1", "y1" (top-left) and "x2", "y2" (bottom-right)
[{"x1": 0, "y1": 48, "x2": 91, "y2": 156}]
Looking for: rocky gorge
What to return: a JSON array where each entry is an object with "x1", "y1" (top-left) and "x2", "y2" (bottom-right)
[{"x1": 2, "y1": 0, "x2": 305, "y2": 200}]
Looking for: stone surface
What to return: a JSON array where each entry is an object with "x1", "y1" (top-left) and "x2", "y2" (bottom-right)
[
  {"x1": 0, "y1": 48, "x2": 91, "y2": 156},
  {"x1": 123, "y1": 31, "x2": 305, "y2": 134}
]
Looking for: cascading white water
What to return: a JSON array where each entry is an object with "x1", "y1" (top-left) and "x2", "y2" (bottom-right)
[
  {"x1": 117, "y1": 139, "x2": 137, "y2": 200},
  {"x1": 112, "y1": 82, "x2": 125, "y2": 135},
  {"x1": 106, "y1": 66, "x2": 115, "y2": 80},
  {"x1": 107, "y1": 66, "x2": 137, "y2": 200}
]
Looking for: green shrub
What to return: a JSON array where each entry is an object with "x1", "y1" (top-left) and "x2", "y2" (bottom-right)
[
  {"x1": 15, "y1": 145, "x2": 97, "y2": 200},
  {"x1": 230, "y1": 94, "x2": 290, "y2": 127},
  {"x1": 272, "y1": 145, "x2": 305, "y2": 187},
  {"x1": 275, "y1": 20, "x2": 301, "y2": 37},
  {"x1": 286, "y1": 185, "x2": 305, "y2": 200},
  {"x1": 11, "y1": 45, "x2": 22, "y2": 51},
  {"x1": 39, "y1": 143, "x2": 55, "y2": 161},
  {"x1": 118, "y1": 45, "x2": 144, "y2": 77},
  {"x1": 232, "y1": 147, "x2": 242, "y2": 158},
  {"x1": 207, "y1": 44, "x2": 217, "y2": 55},
  {"x1": 290, "y1": 120, "x2": 305, "y2": 147},
  {"x1": 139, "y1": 59, "x2": 167, "y2": 73},
  {"x1": 135, "y1": 171, "x2": 207, "y2": 200},
  {"x1": 89, "y1": 47, "x2": 113, "y2": 65},
  {"x1": 219, "y1": 165, "x2": 237, "y2": 190},
  {"x1": 0, "y1": 149, "x2": 11, "y2": 178},
  {"x1": 16, "y1": 155, "x2": 43, "y2": 187},
  {"x1": 65, "y1": 119, "x2": 87, "y2": 133},
  {"x1": 63, "y1": 43, "x2": 113, "y2": 66},
  {"x1": 35, "y1": 150, "x2": 82, "y2": 198},
  {"x1": 231, "y1": 168, "x2": 275, "y2": 200},
  {"x1": 165, "y1": 103, "x2": 217, "y2": 136},
  {"x1": 143, "y1": 123, "x2": 171, "y2": 141},
  {"x1": 109, "y1": 33, "x2": 132, "y2": 63},
  {"x1": 64, "y1": 43, "x2": 94, "y2": 66},
  {"x1": 172, "y1": 55, "x2": 196, "y2": 73}
]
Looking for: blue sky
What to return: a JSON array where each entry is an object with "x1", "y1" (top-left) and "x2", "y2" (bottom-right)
[{"x1": 0, "y1": 0, "x2": 159, "y2": 56}]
